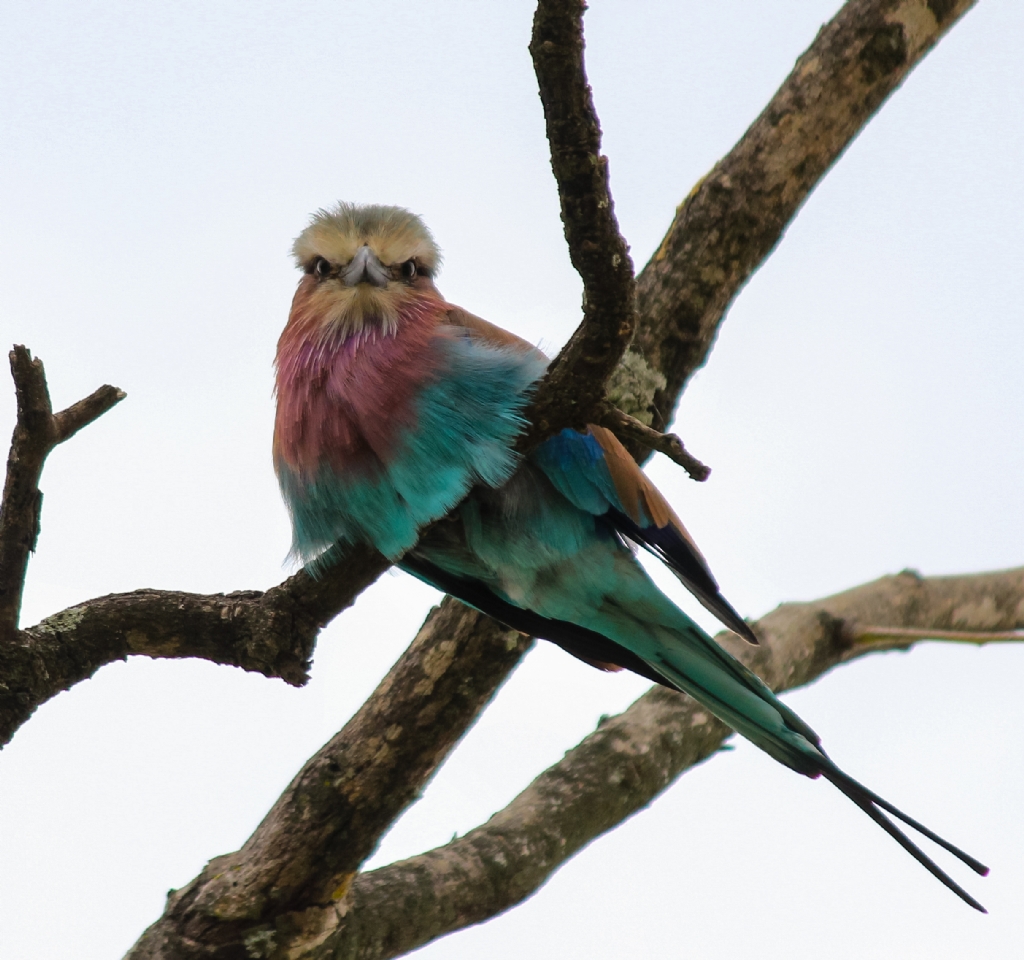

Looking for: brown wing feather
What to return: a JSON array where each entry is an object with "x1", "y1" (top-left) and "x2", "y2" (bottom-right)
[
  {"x1": 443, "y1": 304, "x2": 546, "y2": 358},
  {"x1": 588, "y1": 425, "x2": 710, "y2": 566},
  {"x1": 588, "y1": 425, "x2": 760, "y2": 644}
]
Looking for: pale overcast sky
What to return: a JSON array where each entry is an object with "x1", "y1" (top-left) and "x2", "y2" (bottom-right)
[{"x1": 1, "y1": 2, "x2": 1022, "y2": 958}]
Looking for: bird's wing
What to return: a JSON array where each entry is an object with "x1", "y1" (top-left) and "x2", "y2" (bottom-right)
[
  {"x1": 443, "y1": 305, "x2": 548, "y2": 359},
  {"x1": 441, "y1": 304, "x2": 755, "y2": 643},
  {"x1": 533, "y1": 425, "x2": 758, "y2": 644},
  {"x1": 400, "y1": 551, "x2": 671, "y2": 686}
]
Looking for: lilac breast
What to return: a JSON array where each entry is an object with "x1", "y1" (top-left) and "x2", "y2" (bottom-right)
[{"x1": 274, "y1": 303, "x2": 445, "y2": 479}]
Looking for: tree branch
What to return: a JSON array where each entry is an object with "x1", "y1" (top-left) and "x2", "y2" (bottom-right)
[
  {"x1": 629, "y1": 0, "x2": 978, "y2": 434},
  {"x1": 337, "y1": 569, "x2": 1024, "y2": 959},
  {"x1": 0, "y1": 345, "x2": 124, "y2": 642},
  {"x1": 521, "y1": 0, "x2": 637, "y2": 446},
  {"x1": 132, "y1": 566, "x2": 1023, "y2": 960},
  {"x1": 597, "y1": 402, "x2": 710, "y2": 480},
  {"x1": 0, "y1": 542, "x2": 389, "y2": 746},
  {"x1": 125, "y1": 597, "x2": 531, "y2": 959}
]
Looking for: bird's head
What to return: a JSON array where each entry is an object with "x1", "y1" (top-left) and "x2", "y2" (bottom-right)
[{"x1": 289, "y1": 202, "x2": 443, "y2": 337}]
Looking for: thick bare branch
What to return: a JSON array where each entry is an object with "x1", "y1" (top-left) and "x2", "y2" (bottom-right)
[
  {"x1": 522, "y1": 0, "x2": 637, "y2": 445},
  {"x1": 125, "y1": 597, "x2": 531, "y2": 959},
  {"x1": 630, "y1": 0, "x2": 978, "y2": 434},
  {"x1": 122, "y1": 566, "x2": 1023, "y2": 959},
  {"x1": 315, "y1": 567, "x2": 1024, "y2": 960},
  {"x1": 0, "y1": 544, "x2": 390, "y2": 747},
  {"x1": 0, "y1": 345, "x2": 124, "y2": 641}
]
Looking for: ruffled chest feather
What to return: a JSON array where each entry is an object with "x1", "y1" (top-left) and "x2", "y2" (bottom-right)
[
  {"x1": 274, "y1": 300, "x2": 444, "y2": 477},
  {"x1": 273, "y1": 302, "x2": 547, "y2": 565}
]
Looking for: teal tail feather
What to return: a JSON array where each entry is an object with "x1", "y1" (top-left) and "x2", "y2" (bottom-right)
[
  {"x1": 402, "y1": 545, "x2": 989, "y2": 911},
  {"x1": 821, "y1": 763, "x2": 989, "y2": 912},
  {"x1": 648, "y1": 632, "x2": 989, "y2": 912}
]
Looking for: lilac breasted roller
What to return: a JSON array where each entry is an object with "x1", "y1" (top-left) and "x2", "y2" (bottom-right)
[{"x1": 274, "y1": 203, "x2": 987, "y2": 910}]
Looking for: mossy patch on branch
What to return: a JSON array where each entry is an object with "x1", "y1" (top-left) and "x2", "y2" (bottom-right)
[{"x1": 606, "y1": 351, "x2": 666, "y2": 426}]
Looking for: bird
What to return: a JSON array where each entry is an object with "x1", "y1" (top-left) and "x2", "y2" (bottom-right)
[{"x1": 273, "y1": 202, "x2": 988, "y2": 911}]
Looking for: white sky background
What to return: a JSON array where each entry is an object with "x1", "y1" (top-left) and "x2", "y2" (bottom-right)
[{"x1": 1, "y1": 0, "x2": 1022, "y2": 957}]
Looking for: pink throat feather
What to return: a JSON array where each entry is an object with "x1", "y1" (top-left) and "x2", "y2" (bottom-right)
[{"x1": 274, "y1": 281, "x2": 449, "y2": 478}]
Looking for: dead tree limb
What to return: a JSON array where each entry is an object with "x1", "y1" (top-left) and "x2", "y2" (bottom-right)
[
  {"x1": 0, "y1": 544, "x2": 388, "y2": 746},
  {"x1": 521, "y1": 0, "x2": 637, "y2": 445},
  {"x1": 0, "y1": 346, "x2": 124, "y2": 643},
  {"x1": 630, "y1": 0, "x2": 979, "y2": 434},
  {"x1": 597, "y1": 402, "x2": 711, "y2": 480},
  {"x1": 126, "y1": 567, "x2": 1023, "y2": 960}
]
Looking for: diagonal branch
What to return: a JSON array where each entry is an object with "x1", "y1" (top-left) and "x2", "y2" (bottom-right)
[
  {"x1": 332, "y1": 569, "x2": 1024, "y2": 960},
  {"x1": 630, "y1": 0, "x2": 979, "y2": 434},
  {"x1": 0, "y1": 345, "x2": 124, "y2": 641},
  {"x1": 125, "y1": 598, "x2": 531, "y2": 959},
  {"x1": 133, "y1": 566, "x2": 1024, "y2": 960}
]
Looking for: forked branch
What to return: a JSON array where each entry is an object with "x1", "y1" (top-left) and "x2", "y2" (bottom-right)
[{"x1": 0, "y1": 345, "x2": 124, "y2": 640}]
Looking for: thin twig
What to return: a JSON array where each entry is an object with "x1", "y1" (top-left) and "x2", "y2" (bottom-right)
[
  {"x1": 851, "y1": 625, "x2": 1024, "y2": 646},
  {"x1": 54, "y1": 384, "x2": 127, "y2": 442},
  {"x1": 598, "y1": 403, "x2": 710, "y2": 481}
]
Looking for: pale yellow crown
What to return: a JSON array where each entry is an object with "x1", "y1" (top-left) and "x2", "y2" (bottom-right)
[
  {"x1": 289, "y1": 203, "x2": 443, "y2": 336},
  {"x1": 292, "y1": 203, "x2": 441, "y2": 277}
]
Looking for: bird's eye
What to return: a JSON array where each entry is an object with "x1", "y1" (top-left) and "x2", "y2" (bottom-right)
[
  {"x1": 400, "y1": 259, "x2": 417, "y2": 280},
  {"x1": 312, "y1": 257, "x2": 332, "y2": 279}
]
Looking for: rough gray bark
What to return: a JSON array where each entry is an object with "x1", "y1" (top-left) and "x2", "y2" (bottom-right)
[
  {"x1": 152, "y1": 601, "x2": 527, "y2": 947},
  {"x1": 129, "y1": 568, "x2": 1023, "y2": 960},
  {"x1": 520, "y1": 0, "x2": 637, "y2": 446},
  {"x1": 631, "y1": 0, "x2": 978, "y2": 433}
]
